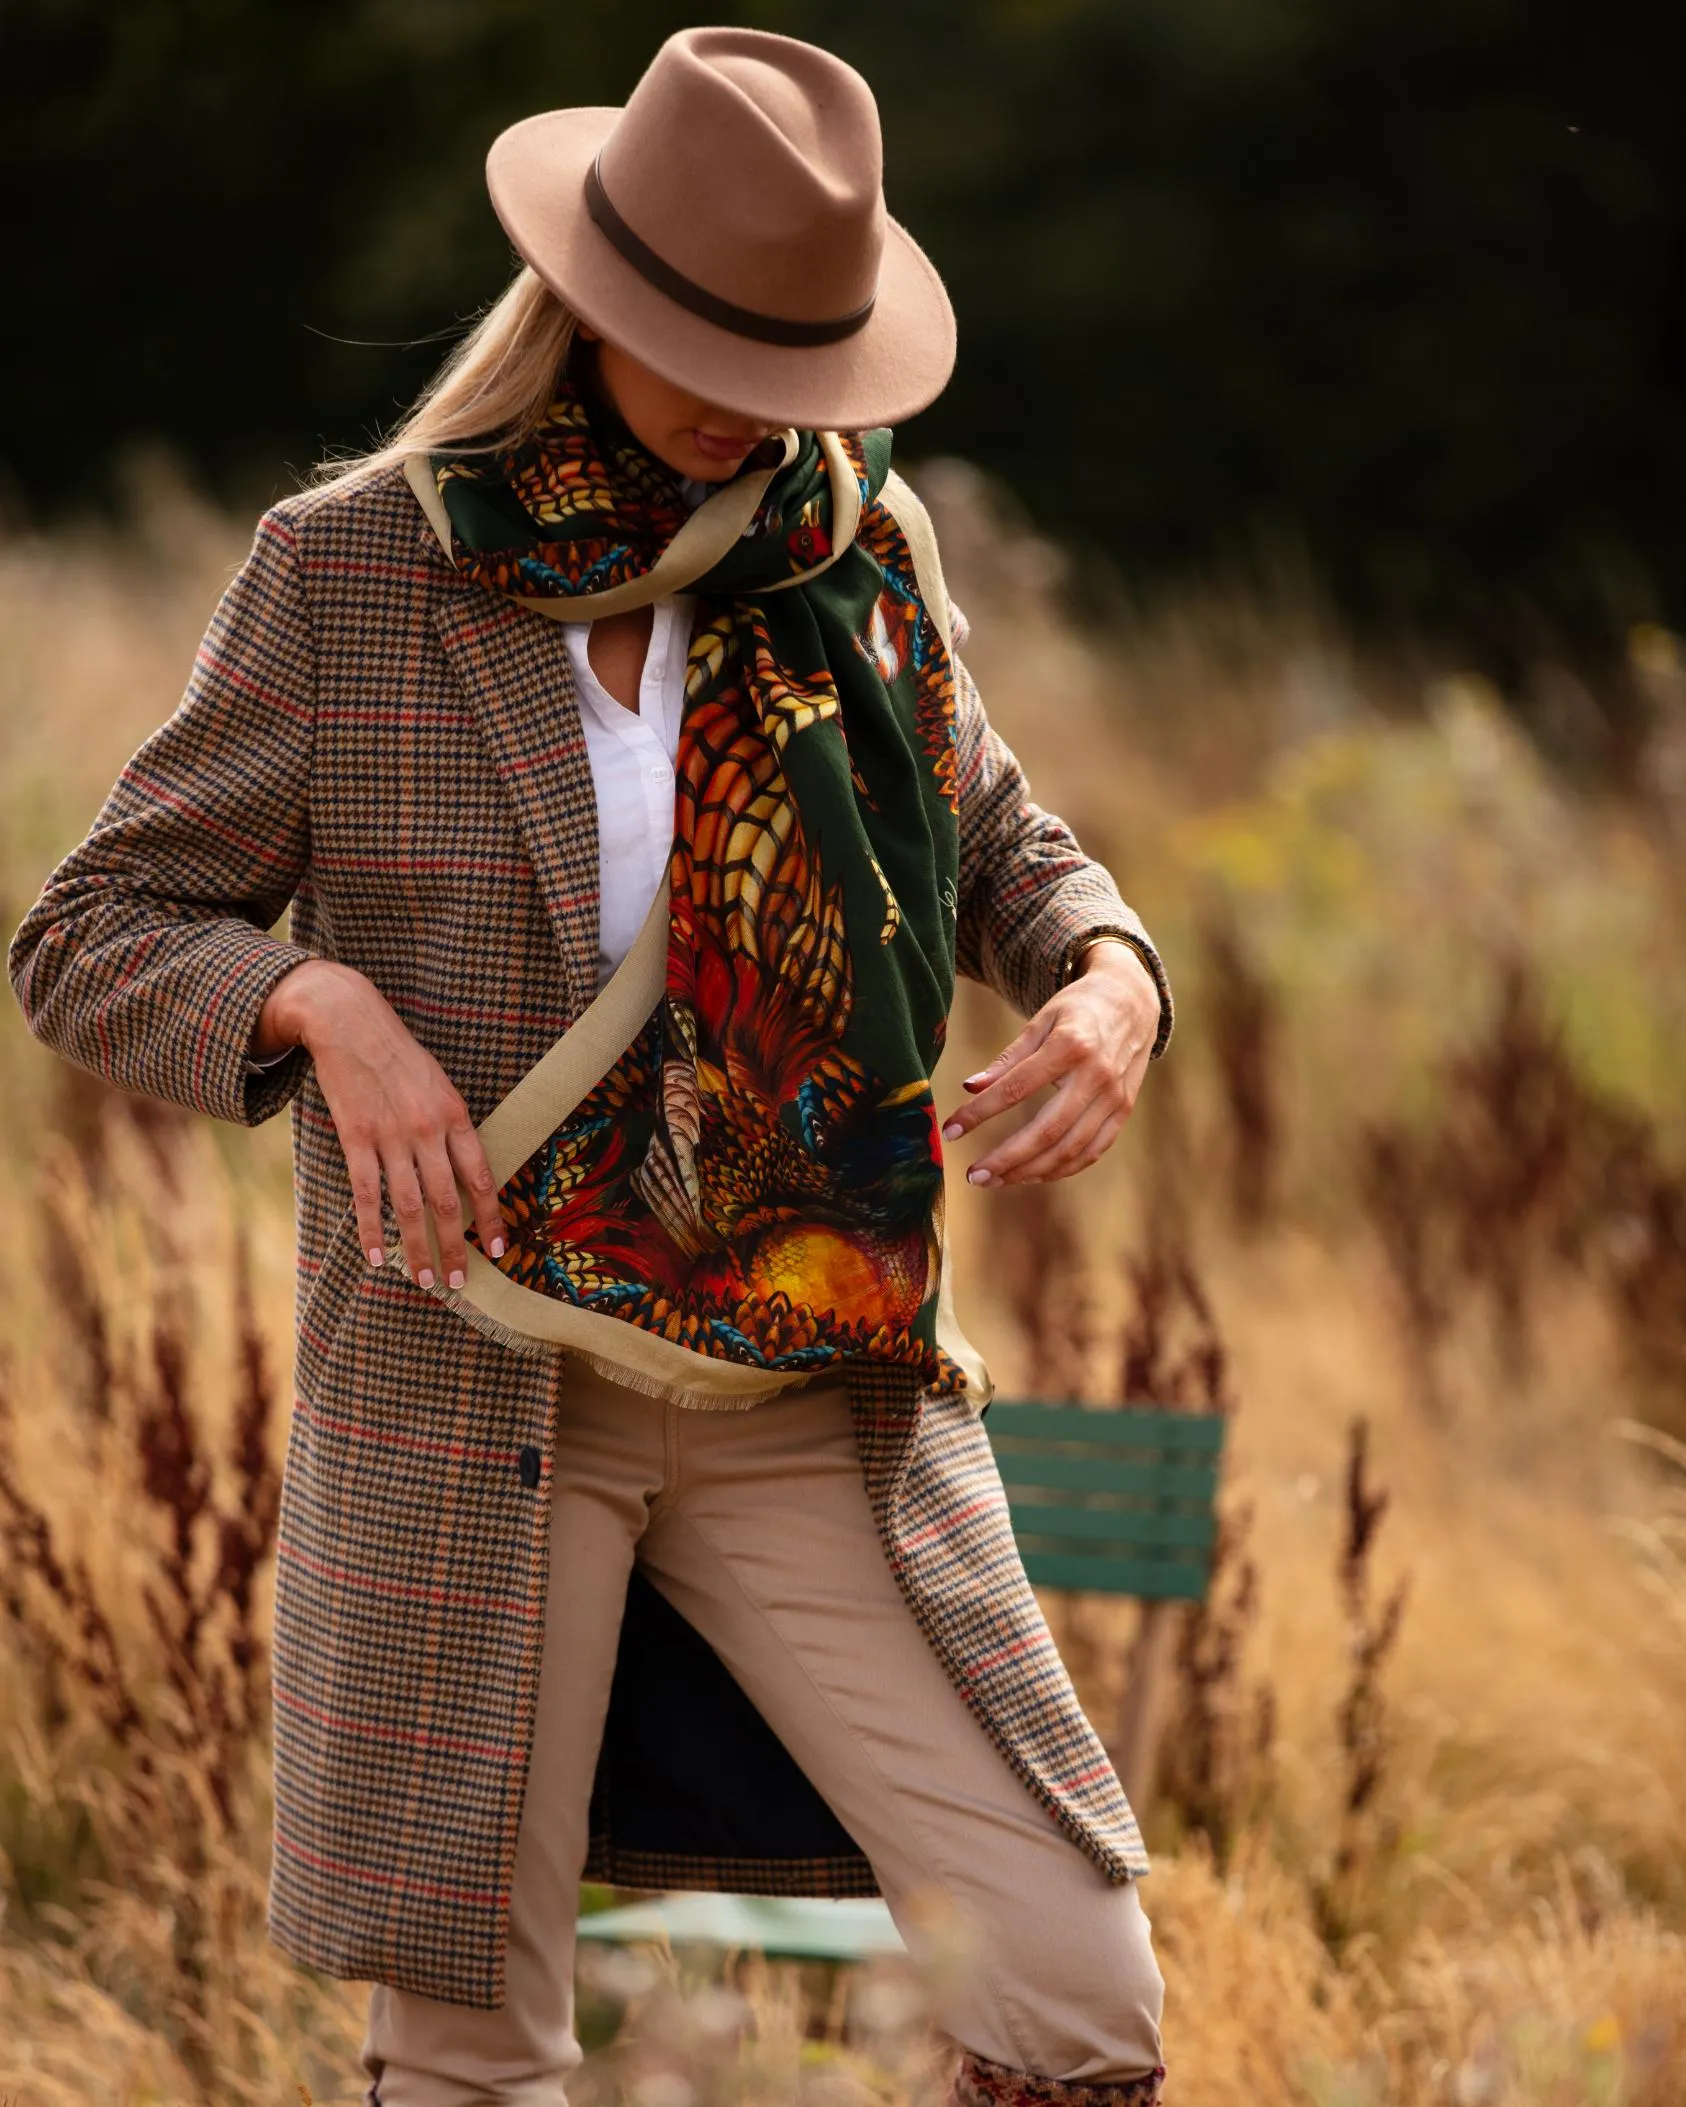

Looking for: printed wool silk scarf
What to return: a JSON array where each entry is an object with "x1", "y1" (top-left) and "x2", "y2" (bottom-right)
[{"x1": 414, "y1": 376, "x2": 977, "y2": 1407}]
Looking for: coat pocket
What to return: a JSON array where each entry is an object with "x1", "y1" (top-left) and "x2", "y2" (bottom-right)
[{"x1": 293, "y1": 1196, "x2": 367, "y2": 1406}]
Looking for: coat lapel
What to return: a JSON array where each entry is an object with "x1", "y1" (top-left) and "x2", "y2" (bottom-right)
[{"x1": 417, "y1": 522, "x2": 601, "y2": 1015}]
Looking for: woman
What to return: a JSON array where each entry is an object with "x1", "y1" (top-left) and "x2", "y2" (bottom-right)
[{"x1": 8, "y1": 26, "x2": 1175, "y2": 2107}]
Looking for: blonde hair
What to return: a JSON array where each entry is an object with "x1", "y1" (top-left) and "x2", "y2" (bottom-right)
[{"x1": 309, "y1": 267, "x2": 581, "y2": 493}]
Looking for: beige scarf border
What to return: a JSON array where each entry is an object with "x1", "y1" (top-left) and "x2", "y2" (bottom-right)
[{"x1": 392, "y1": 440, "x2": 990, "y2": 1411}]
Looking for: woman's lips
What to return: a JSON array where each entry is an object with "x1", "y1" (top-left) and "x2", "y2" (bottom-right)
[{"x1": 692, "y1": 428, "x2": 762, "y2": 461}]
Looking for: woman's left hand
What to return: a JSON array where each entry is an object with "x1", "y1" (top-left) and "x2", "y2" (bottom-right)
[{"x1": 939, "y1": 941, "x2": 1160, "y2": 1186}]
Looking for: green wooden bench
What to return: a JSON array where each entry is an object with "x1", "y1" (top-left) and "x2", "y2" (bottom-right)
[
  {"x1": 577, "y1": 1401, "x2": 1228, "y2": 1966},
  {"x1": 986, "y1": 1398, "x2": 1228, "y2": 1815},
  {"x1": 985, "y1": 1400, "x2": 1226, "y2": 1598}
]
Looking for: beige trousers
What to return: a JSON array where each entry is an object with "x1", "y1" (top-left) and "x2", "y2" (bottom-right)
[{"x1": 360, "y1": 1357, "x2": 1165, "y2": 2104}]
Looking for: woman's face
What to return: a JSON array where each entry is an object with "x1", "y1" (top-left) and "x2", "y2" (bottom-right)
[{"x1": 577, "y1": 324, "x2": 782, "y2": 483}]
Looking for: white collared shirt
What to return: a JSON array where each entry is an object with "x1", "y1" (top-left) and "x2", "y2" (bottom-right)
[
  {"x1": 559, "y1": 471, "x2": 713, "y2": 999},
  {"x1": 560, "y1": 587, "x2": 695, "y2": 997}
]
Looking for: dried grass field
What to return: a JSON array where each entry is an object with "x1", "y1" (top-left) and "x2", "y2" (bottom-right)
[{"x1": 2, "y1": 459, "x2": 1685, "y2": 2103}]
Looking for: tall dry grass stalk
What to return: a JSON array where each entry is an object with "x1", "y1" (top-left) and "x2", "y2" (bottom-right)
[
  {"x1": 0, "y1": 1078, "x2": 365, "y2": 2102},
  {"x1": 1309, "y1": 1416, "x2": 1410, "y2": 1954},
  {"x1": 1196, "y1": 897, "x2": 1284, "y2": 1234},
  {"x1": 1151, "y1": 1488, "x2": 1277, "y2": 1879}
]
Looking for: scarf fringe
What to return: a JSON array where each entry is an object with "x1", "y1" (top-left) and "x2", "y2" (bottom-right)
[
  {"x1": 563, "y1": 1337, "x2": 772, "y2": 1412},
  {"x1": 415, "y1": 1271, "x2": 791, "y2": 1412},
  {"x1": 417, "y1": 1274, "x2": 557, "y2": 1360}
]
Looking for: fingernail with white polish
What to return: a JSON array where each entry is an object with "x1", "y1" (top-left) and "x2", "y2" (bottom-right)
[
  {"x1": 941, "y1": 1120, "x2": 963, "y2": 1140},
  {"x1": 418, "y1": 1267, "x2": 435, "y2": 1289},
  {"x1": 967, "y1": 1165, "x2": 992, "y2": 1185},
  {"x1": 490, "y1": 1236, "x2": 506, "y2": 1258},
  {"x1": 964, "y1": 1071, "x2": 990, "y2": 1088},
  {"x1": 449, "y1": 1268, "x2": 465, "y2": 1289},
  {"x1": 367, "y1": 1246, "x2": 383, "y2": 1267}
]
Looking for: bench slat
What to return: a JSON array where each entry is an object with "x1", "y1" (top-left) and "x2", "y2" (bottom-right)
[
  {"x1": 985, "y1": 1402, "x2": 1227, "y2": 1452},
  {"x1": 1017, "y1": 1550, "x2": 1213, "y2": 1599},
  {"x1": 1005, "y1": 1501, "x2": 1218, "y2": 1549},
  {"x1": 993, "y1": 1453, "x2": 1220, "y2": 1499},
  {"x1": 577, "y1": 1894, "x2": 904, "y2": 1961}
]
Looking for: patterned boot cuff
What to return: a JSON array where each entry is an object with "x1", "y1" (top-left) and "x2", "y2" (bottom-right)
[{"x1": 952, "y1": 2051, "x2": 1168, "y2": 2105}]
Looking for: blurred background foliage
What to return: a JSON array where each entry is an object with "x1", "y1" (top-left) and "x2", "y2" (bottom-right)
[{"x1": 6, "y1": 0, "x2": 1683, "y2": 699}]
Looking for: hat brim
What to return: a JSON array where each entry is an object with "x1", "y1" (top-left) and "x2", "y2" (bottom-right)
[{"x1": 486, "y1": 107, "x2": 957, "y2": 432}]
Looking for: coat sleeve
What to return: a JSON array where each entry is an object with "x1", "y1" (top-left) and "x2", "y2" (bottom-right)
[
  {"x1": 949, "y1": 612, "x2": 1173, "y2": 1057},
  {"x1": 6, "y1": 507, "x2": 320, "y2": 1126}
]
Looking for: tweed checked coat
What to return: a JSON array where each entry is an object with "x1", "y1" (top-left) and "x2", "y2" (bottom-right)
[{"x1": 7, "y1": 459, "x2": 1172, "y2": 2009}]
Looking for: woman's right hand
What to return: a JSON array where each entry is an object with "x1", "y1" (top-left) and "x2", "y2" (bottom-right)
[{"x1": 257, "y1": 960, "x2": 508, "y2": 1286}]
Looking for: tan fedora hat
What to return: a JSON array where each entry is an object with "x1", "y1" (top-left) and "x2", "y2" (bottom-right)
[{"x1": 485, "y1": 26, "x2": 956, "y2": 433}]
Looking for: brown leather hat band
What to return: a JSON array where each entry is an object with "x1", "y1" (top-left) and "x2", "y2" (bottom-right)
[{"x1": 584, "y1": 153, "x2": 877, "y2": 348}]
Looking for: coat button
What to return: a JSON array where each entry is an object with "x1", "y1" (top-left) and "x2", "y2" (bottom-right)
[{"x1": 517, "y1": 1445, "x2": 541, "y2": 1489}]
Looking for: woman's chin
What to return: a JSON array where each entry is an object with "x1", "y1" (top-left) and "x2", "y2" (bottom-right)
[{"x1": 689, "y1": 430, "x2": 772, "y2": 473}]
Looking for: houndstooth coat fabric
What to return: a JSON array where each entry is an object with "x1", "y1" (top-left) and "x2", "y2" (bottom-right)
[{"x1": 7, "y1": 460, "x2": 1171, "y2": 2008}]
